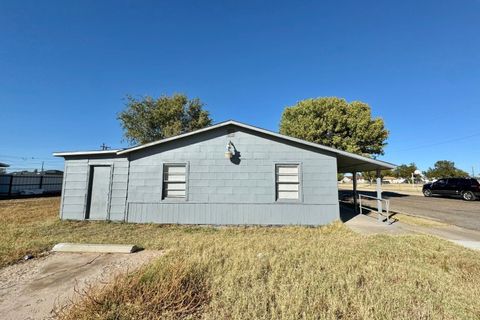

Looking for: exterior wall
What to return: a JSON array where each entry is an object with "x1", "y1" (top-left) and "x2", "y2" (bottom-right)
[
  {"x1": 126, "y1": 126, "x2": 339, "y2": 225},
  {"x1": 59, "y1": 126, "x2": 341, "y2": 225},
  {"x1": 60, "y1": 156, "x2": 129, "y2": 221}
]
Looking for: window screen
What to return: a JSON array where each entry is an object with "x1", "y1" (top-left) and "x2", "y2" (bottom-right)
[
  {"x1": 276, "y1": 164, "x2": 299, "y2": 200},
  {"x1": 163, "y1": 164, "x2": 186, "y2": 199}
]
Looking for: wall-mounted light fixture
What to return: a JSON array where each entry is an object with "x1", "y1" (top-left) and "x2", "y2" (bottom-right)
[{"x1": 225, "y1": 141, "x2": 235, "y2": 159}]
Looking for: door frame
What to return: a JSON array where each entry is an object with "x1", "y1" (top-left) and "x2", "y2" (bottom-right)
[{"x1": 85, "y1": 164, "x2": 113, "y2": 220}]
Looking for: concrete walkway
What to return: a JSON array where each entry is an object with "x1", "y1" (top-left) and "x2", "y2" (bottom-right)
[
  {"x1": 343, "y1": 206, "x2": 480, "y2": 251},
  {"x1": 345, "y1": 214, "x2": 415, "y2": 235}
]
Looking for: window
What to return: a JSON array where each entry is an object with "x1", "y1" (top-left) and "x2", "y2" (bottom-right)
[
  {"x1": 163, "y1": 164, "x2": 187, "y2": 199},
  {"x1": 276, "y1": 164, "x2": 300, "y2": 200}
]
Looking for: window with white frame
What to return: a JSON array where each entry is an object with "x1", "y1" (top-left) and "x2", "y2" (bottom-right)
[
  {"x1": 163, "y1": 164, "x2": 187, "y2": 199},
  {"x1": 275, "y1": 164, "x2": 300, "y2": 200}
]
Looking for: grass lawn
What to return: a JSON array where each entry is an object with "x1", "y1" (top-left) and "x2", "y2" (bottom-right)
[{"x1": 2, "y1": 197, "x2": 480, "y2": 319}]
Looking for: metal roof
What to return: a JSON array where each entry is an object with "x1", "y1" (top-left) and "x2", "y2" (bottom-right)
[{"x1": 53, "y1": 120, "x2": 395, "y2": 172}]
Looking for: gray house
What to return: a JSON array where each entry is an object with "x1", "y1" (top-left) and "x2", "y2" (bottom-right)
[{"x1": 53, "y1": 120, "x2": 394, "y2": 225}]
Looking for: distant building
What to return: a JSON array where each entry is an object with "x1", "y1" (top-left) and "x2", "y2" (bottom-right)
[
  {"x1": 0, "y1": 162, "x2": 9, "y2": 174},
  {"x1": 341, "y1": 175, "x2": 365, "y2": 184},
  {"x1": 44, "y1": 170, "x2": 64, "y2": 175},
  {"x1": 9, "y1": 170, "x2": 64, "y2": 176}
]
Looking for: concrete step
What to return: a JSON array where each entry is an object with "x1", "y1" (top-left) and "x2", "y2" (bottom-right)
[{"x1": 52, "y1": 243, "x2": 140, "y2": 254}]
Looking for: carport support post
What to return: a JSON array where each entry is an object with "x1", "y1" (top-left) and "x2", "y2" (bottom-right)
[
  {"x1": 376, "y1": 169, "x2": 383, "y2": 221},
  {"x1": 352, "y1": 171, "x2": 358, "y2": 213}
]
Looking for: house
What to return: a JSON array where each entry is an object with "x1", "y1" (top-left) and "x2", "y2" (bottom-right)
[
  {"x1": 341, "y1": 175, "x2": 365, "y2": 184},
  {"x1": 44, "y1": 169, "x2": 64, "y2": 175},
  {"x1": 391, "y1": 178, "x2": 407, "y2": 184},
  {"x1": 382, "y1": 176, "x2": 397, "y2": 184},
  {"x1": 53, "y1": 120, "x2": 395, "y2": 226},
  {"x1": 341, "y1": 176, "x2": 353, "y2": 183}
]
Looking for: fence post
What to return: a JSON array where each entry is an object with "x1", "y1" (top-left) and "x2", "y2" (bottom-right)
[
  {"x1": 39, "y1": 175, "x2": 44, "y2": 189},
  {"x1": 8, "y1": 175, "x2": 13, "y2": 196}
]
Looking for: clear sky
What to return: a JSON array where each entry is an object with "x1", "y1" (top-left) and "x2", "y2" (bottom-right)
[{"x1": 1, "y1": 0, "x2": 479, "y2": 174}]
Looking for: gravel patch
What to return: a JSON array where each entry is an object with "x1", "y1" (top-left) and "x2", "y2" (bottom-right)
[{"x1": 0, "y1": 250, "x2": 163, "y2": 320}]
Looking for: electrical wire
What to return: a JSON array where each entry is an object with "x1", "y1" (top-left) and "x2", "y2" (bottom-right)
[{"x1": 398, "y1": 132, "x2": 480, "y2": 152}]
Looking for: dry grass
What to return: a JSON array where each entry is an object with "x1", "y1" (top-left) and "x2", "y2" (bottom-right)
[
  {"x1": 339, "y1": 183, "x2": 424, "y2": 195},
  {"x1": 2, "y1": 197, "x2": 480, "y2": 319},
  {"x1": 0, "y1": 197, "x2": 200, "y2": 267},
  {"x1": 391, "y1": 213, "x2": 448, "y2": 227},
  {"x1": 58, "y1": 258, "x2": 211, "y2": 320}
]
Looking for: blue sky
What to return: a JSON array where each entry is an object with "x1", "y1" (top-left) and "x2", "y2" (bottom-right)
[{"x1": 1, "y1": 0, "x2": 479, "y2": 174}]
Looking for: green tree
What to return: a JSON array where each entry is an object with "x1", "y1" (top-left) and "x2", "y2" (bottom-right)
[
  {"x1": 362, "y1": 170, "x2": 393, "y2": 184},
  {"x1": 425, "y1": 161, "x2": 469, "y2": 179},
  {"x1": 118, "y1": 94, "x2": 212, "y2": 145},
  {"x1": 279, "y1": 97, "x2": 388, "y2": 156},
  {"x1": 393, "y1": 163, "x2": 418, "y2": 182}
]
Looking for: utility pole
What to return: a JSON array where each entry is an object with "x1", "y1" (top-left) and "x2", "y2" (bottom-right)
[
  {"x1": 472, "y1": 166, "x2": 475, "y2": 178},
  {"x1": 41, "y1": 161, "x2": 44, "y2": 173},
  {"x1": 100, "y1": 143, "x2": 110, "y2": 150}
]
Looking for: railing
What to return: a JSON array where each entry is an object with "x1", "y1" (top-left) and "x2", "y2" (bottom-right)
[{"x1": 358, "y1": 193, "x2": 392, "y2": 224}]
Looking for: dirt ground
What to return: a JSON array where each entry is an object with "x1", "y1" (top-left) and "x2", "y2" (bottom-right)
[{"x1": 0, "y1": 250, "x2": 163, "y2": 320}]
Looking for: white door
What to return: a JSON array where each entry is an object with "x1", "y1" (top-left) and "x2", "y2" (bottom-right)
[{"x1": 87, "y1": 166, "x2": 111, "y2": 220}]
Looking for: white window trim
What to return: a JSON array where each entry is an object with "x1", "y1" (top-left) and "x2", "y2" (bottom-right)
[
  {"x1": 274, "y1": 162, "x2": 303, "y2": 203},
  {"x1": 162, "y1": 162, "x2": 189, "y2": 201}
]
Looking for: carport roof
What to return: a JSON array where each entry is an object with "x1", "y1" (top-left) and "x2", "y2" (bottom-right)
[{"x1": 53, "y1": 120, "x2": 395, "y2": 173}]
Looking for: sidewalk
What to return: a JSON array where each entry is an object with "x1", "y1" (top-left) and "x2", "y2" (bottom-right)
[{"x1": 343, "y1": 206, "x2": 480, "y2": 251}]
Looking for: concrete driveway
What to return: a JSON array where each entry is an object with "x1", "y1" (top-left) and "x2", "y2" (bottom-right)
[
  {"x1": 339, "y1": 190, "x2": 480, "y2": 231},
  {"x1": 0, "y1": 250, "x2": 163, "y2": 320}
]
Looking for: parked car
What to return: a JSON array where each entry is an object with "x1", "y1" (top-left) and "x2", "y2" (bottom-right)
[{"x1": 422, "y1": 178, "x2": 480, "y2": 201}]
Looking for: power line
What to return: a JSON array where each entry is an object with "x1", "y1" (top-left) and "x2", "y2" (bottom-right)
[
  {"x1": 0, "y1": 153, "x2": 63, "y2": 160},
  {"x1": 398, "y1": 132, "x2": 480, "y2": 152},
  {"x1": 0, "y1": 155, "x2": 63, "y2": 163}
]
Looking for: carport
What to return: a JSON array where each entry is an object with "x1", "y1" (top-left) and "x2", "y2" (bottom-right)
[{"x1": 336, "y1": 153, "x2": 396, "y2": 218}]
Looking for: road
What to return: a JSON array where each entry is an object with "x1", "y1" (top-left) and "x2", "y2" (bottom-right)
[{"x1": 339, "y1": 190, "x2": 480, "y2": 231}]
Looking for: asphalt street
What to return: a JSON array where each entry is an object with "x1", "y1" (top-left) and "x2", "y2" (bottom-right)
[{"x1": 339, "y1": 190, "x2": 480, "y2": 231}]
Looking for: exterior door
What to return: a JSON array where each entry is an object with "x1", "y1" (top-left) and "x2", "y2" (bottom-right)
[
  {"x1": 86, "y1": 166, "x2": 111, "y2": 220},
  {"x1": 431, "y1": 179, "x2": 448, "y2": 195},
  {"x1": 444, "y1": 178, "x2": 461, "y2": 196}
]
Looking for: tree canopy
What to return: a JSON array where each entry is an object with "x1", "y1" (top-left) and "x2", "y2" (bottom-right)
[
  {"x1": 392, "y1": 163, "x2": 418, "y2": 179},
  {"x1": 362, "y1": 170, "x2": 393, "y2": 183},
  {"x1": 425, "y1": 161, "x2": 469, "y2": 179},
  {"x1": 279, "y1": 97, "x2": 388, "y2": 156},
  {"x1": 118, "y1": 94, "x2": 212, "y2": 145}
]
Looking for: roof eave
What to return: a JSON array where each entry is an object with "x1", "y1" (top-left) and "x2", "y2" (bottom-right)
[
  {"x1": 53, "y1": 120, "x2": 396, "y2": 171},
  {"x1": 53, "y1": 150, "x2": 121, "y2": 157}
]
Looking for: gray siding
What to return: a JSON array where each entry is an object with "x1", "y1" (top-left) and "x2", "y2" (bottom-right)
[
  {"x1": 126, "y1": 127, "x2": 339, "y2": 225},
  {"x1": 127, "y1": 203, "x2": 338, "y2": 225},
  {"x1": 59, "y1": 126, "x2": 341, "y2": 225},
  {"x1": 60, "y1": 156, "x2": 129, "y2": 221}
]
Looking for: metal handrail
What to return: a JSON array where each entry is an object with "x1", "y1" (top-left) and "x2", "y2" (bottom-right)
[{"x1": 358, "y1": 193, "x2": 391, "y2": 224}]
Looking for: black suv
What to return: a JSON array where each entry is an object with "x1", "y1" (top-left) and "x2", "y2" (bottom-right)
[{"x1": 422, "y1": 178, "x2": 480, "y2": 201}]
